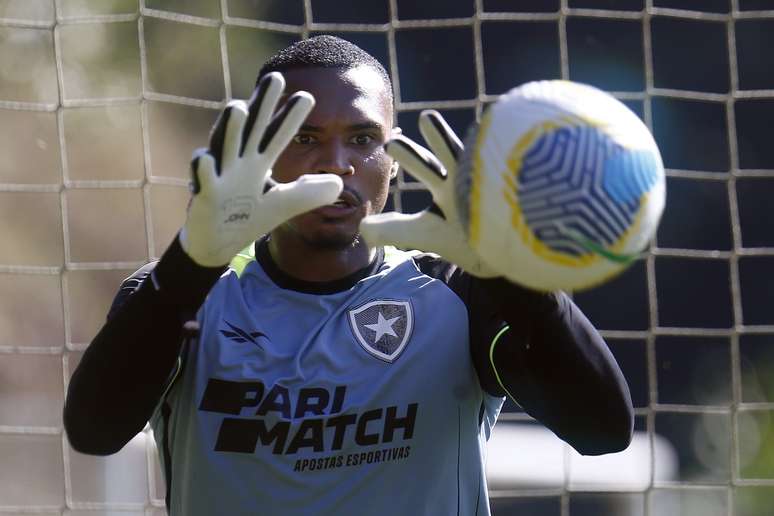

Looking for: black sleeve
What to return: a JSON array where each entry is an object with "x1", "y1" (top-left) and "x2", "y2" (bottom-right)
[
  {"x1": 475, "y1": 278, "x2": 633, "y2": 456},
  {"x1": 414, "y1": 254, "x2": 633, "y2": 456},
  {"x1": 63, "y1": 236, "x2": 226, "y2": 455}
]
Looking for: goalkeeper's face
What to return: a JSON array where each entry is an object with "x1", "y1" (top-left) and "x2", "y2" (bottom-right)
[{"x1": 270, "y1": 65, "x2": 395, "y2": 250}]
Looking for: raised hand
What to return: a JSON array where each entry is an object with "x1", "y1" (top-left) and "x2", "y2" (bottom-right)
[
  {"x1": 360, "y1": 110, "x2": 496, "y2": 277},
  {"x1": 180, "y1": 72, "x2": 343, "y2": 267}
]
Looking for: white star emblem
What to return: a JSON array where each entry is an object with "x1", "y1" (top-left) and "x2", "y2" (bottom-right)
[{"x1": 364, "y1": 312, "x2": 400, "y2": 343}]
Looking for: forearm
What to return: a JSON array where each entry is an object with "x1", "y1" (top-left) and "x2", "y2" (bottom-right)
[
  {"x1": 480, "y1": 279, "x2": 633, "y2": 455},
  {"x1": 63, "y1": 237, "x2": 225, "y2": 455}
]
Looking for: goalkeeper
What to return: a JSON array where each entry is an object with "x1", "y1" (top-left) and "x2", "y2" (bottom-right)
[{"x1": 64, "y1": 36, "x2": 633, "y2": 516}]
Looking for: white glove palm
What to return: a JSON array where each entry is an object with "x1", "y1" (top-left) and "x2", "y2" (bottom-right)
[
  {"x1": 360, "y1": 110, "x2": 496, "y2": 277},
  {"x1": 180, "y1": 72, "x2": 343, "y2": 267}
]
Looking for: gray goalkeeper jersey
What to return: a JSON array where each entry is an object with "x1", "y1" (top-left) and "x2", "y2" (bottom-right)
[{"x1": 151, "y1": 245, "x2": 505, "y2": 516}]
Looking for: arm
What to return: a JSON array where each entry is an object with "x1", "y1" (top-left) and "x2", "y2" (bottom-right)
[
  {"x1": 413, "y1": 255, "x2": 632, "y2": 456},
  {"x1": 64, "y1": 239, "x2": 223, "y2": 455},
  {"x1": 471, "y1": 277, "x2": 633, "y2": 455},
  {"x1": 64, "y1": 73, "x2": 342, "y2": 455}
]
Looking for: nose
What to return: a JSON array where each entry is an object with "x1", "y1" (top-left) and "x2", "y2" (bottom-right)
[{"x1": 315, "y1": 140, "x2": 355, "y2": 176}]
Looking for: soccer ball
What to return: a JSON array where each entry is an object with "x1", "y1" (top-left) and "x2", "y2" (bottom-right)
[{"x1": 458, "y1": 80, "x2": 665, "y2": 292}]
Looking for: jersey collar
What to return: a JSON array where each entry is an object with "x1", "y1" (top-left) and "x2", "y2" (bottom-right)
[{"x1": 254, "y1": 237, "x2": 385, "y2": 294}]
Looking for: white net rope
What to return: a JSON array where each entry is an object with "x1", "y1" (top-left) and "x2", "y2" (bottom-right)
[{"x1": 1, "y1": 0, "x2": 774, "y2": 514}]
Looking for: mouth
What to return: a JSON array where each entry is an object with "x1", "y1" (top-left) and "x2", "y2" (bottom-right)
[
  {"x1": 331, "y1": 190, "x2": 361, "y2": 209},
  {"x1": 313, "y1": 189, "x2": 362, "y2": 218}
]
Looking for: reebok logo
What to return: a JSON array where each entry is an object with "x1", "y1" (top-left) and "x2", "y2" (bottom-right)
[{"x1": 220, "y1": 320, "x2": 266, "y2": 348}]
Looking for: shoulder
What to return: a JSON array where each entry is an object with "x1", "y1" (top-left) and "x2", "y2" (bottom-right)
[
  {"x1": 383, "y1": 247, "x2": 455, "y2": 279},
  {"x1": 122, "y1": 261, "x2": 158, "y2": 288},
  {"x1": 412, "y1": 252, "x2": 458, "y2": 282},
  {"x1": 375, "y1": 248, "x2": 477, "y2": 309},
  {"x1": 106, "y1": 261, "x2": 159, "y2": 319},
  {"x1": 405, "y1": 250, "x2": 473, "y2": 297}
]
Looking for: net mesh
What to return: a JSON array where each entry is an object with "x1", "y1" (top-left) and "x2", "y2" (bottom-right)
[{"x1": 1, "y1": 0, "x2": 774, "y2": 514}]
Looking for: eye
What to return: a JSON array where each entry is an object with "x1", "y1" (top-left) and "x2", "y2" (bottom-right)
[
  {"x1": 293, "y1": 134, "x2": 317, "y2": 145},
  {"x1": 350, "y1": 134, "x2": 374, "y2": 146}
]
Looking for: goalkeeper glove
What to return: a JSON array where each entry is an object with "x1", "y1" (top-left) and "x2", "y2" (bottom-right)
[
  {"x1": 180, "y1": 72, "x2": 343, "y2": 267},
  {"x1": 359, "y1": 110, "x2": 496, "y2": 277}
]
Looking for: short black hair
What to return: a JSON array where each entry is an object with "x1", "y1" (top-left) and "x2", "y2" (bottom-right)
[{"x1": 257, "y1": 35, "x2": 393, "y2": 103}]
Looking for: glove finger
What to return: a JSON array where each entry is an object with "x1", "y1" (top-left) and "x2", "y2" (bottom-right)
[
  {"x1": 209, "y1": 101, "x2": 247, "y2": 174},
  {"x1": 242, "y1": 72, "x2": 285, "y2": 156},
  {"x1": 385, "y1": 135, "x2": 446, "y2": 194},
  {"x1": 419, "y1": 110, "x2": 463, "y2": 176},
  {"x1": 259, "y1": 91, "x2": 315, "y2": 161},
  {"x1": 359, "y1": 211, "x2": 446, "y2": 251},
  {"x1": 190, "y1": 149, "x2": 217, "y2": 195},
  {"x1": 263, "y1": 173, "x2": 343, "y2": 221},
  {"x1": 222, "y1": 101, "x2": 248, "y2": 170}
]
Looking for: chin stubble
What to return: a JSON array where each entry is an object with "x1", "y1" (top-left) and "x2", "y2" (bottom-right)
[{"x1": 298, "y1": 228, "x2": 360, "y2": 251}]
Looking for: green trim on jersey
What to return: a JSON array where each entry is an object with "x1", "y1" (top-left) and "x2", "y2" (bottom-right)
[
  {"x1": 489, "y1": 325, "x2": 517, "y2": 402},
  {"x1": 380, "y1": 245, "x2": 404, "y2": 260},
  {"x1": 384, "y1": 246, "x2": 435, "y2": 264},
  {"x1": 230, "y1": 244, "x2": 257, "y2": 277}
]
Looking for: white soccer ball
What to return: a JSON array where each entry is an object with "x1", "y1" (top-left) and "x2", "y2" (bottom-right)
[{"x1": 458, "y1": 80, "x2": 666, "y2": 292}]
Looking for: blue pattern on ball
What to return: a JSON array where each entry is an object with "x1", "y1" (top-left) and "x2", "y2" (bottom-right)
[
  {"x1": 603, "y1": 150, "x2": 659, "y2": 205},
  {"x1": 518, "y1": 124, "x2": 657, "y2": 257}
]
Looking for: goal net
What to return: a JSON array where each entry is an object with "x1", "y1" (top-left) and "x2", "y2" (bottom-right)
[{"x1": 1, "y1": 0, "x2": 773, "y2": 515}]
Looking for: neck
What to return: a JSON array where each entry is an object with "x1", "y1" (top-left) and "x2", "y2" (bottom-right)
[{"x1": 267, "y1": 232, "x2": 375, "y2": 282}]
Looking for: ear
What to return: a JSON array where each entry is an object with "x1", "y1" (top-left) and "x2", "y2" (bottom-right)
[
  {"x1": 389, "y1": 160, "x2": 400, "y2": 180},
  {"x1": 389, "y1": 127, "x2": 402, "y2": 180}
]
